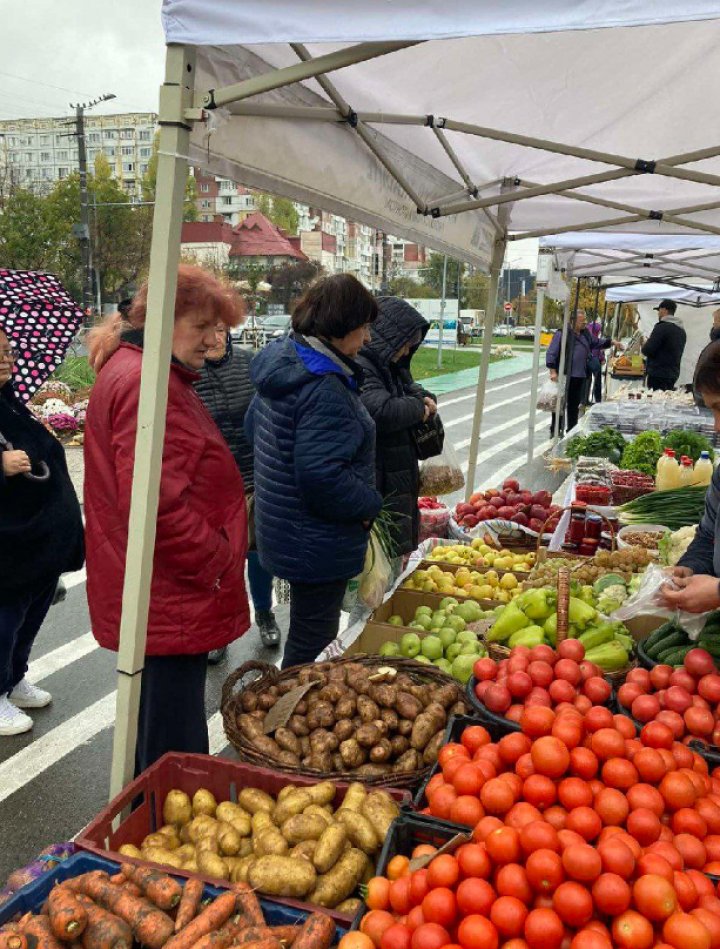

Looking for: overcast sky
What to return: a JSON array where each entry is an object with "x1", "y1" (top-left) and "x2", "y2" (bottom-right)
[{"x1": 3, "y1": 1, "x2": 538, "y2": 270}]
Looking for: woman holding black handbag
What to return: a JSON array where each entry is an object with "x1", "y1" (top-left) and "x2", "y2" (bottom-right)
[{"x1": 356, "y1": 297, "x2": 437, "y2": 557}]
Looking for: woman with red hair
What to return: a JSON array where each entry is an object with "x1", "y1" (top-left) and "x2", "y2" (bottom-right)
[{"x1": 84, "y1": 265, "x2": 250, "y2": 773}]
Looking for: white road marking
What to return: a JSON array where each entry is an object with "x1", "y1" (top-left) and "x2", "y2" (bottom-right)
[
  {"x1": 63, "y1": 568, "x2": 87, "y2": 590},
  {"x1": 0, "y1": 692, "x2": 117, "y2": 806},
  {"x1": 444, "y1": 391, "x2": 527, "y2": 430},
  {"x1": 453, "y1": 411, "x2": 535, "y2": 453},
  {"x1": 481, "y1": 438, "x2": 554, "y2": 489},
  {"x1": 208, "y1": 712, "x2": 227, "y2": 755},
  {"x1": 27, "y1": 632, "x2": 97, "y2": 684},
  {"x1": 460, "y1": 420, "x2": 548, "y2": 474},
  {"x1": 438, "y1": 373, "x2": 532, "y2": 409}
]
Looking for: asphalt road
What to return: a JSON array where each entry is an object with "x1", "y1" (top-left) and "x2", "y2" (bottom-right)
[{"x1": 0, "y1": 366, "x2": 564, "y2": 881}]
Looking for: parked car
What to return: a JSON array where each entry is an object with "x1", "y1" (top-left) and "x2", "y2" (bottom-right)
[
  {"x1": 513, "y1": 325, "x2": 535, "y2": 339},
  {"x1": 259, "y1": 314, "x2": 292, "y2": 340}
]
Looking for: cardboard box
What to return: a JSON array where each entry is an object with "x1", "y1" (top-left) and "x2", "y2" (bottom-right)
[
  {"x1": 419, "y1": 559, "x2": 532, "y2": 580},
  {"x1": 624, "y1": 614, "x2": 665, "y2": 643}
]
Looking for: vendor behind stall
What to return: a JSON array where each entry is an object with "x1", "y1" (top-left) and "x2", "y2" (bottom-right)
[{"x1": 663, "y1": 340, "x2": 720, "y2": 612}]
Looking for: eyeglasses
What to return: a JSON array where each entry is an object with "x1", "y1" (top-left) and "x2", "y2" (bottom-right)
[{"x1": 0, "y1": 347, "x2": 15, "y2": 362}]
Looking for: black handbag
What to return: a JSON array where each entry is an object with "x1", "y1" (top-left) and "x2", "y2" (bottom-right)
[{"x1": 412, "y1": 413, "x2": 445, "y2": 460}]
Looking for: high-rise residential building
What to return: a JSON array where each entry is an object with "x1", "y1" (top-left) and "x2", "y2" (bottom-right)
[
  {"x1": 388, "y1": 237, "x2": 428, "y2": 282},
  {"x1": 0, "y1": 112, "x2": 157, "y2": 199}
]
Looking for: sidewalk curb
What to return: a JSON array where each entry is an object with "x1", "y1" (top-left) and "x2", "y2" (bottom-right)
[{"x1": 424, "y1": 353, "x2": 536, "y2": 395}]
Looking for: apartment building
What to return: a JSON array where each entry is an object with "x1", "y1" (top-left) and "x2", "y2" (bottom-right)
[{"x1": 0, "y1": 112, "x2": 157, "y2": 199}]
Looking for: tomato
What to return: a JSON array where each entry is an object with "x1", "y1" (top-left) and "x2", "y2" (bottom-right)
[
  {"x1": 584, "y1": 677, "x2": 612, "y2": 705},
  {"x1": 594, "y1": 787, "x2": 629, "y2": 826},
  {"x1": 663, "y1": 912, "x2": 712, "y2": 949},
  {"x1": 520, "y1": 820, "x2": 560, "y2": 856},
  {"x1": 456, "y1": 915, "x2": 499, "y2": 949},
  {"x1": 495, "y1": 863, "x2": 533, "y2": 903},
  {"x1": 636, "y1": 853, "x2": 675, "y2": 882},
  {"x1": 562, "y1": 844, "x2": 601, "y2": 882},
  {"x1": 591, "y1": 728, "x2": 626, "y2": 760},
  {"x1": 480, "y1": 778, "x2": 515, "y2": 816},
  {"x1": 410, "y1": 923, "x2": 451, "y2": 949},
  {"x1": 473, "y1": 816, "x2": 504, "y2": 842},
  {"x1": 569, "y1": 746, "x2": 599, "y2": 780},
  {"x1": 597, "y1": 839, "x2": 636, "y2": 879},
  {"x1": 498, "y1": 731, "x2": 532, "y2": 764},
  {"x1": 551, "y1": 716, "x2": 583, "y2": 750},
  {"x1": 543, "y1": 805, "x2": 568, "y2": 830},
  {"x1": 686, "y1": 706, "x2": 716, "y2": 738},
  {"x1": 362, "y1": 911, "x2": 397, "y2": 947},
  {"x1": 390, "y1": 877, "x2": 413, "y2": 915},
  {"x1": 654, "y1": 714, "x2": 685, "y2": 741},
  {"x1": 528, "y1": 661, "x2": 554, "y2": 689},
  {"x1": 691, "y1": 908, "x2": 720, "y2": 949},
  {"x1": 506, "y1": 802, "x2": 543, "y2": 831},
  {"x1": 633, "y1": 873, "x2": 679, "y2": 921},
  {"x1": 698, "y1": 801, "x2": 720, "y2": 835},
  {"x1": 387, "y1": 856, "x2": 411, "y2": 880},
  {"x1": 612, "y1": 911, "x2": 654, "y2": 949},
  {"x1": 651, "y1": 664, "x2": 674, "y2": 689},
  {"x1": 462, "y1": 724, "x2": 492, "y2": 753},
  {"x1": 592, "y1": 872, "x2": 631, "y2": 915},
  {"x1": 647, "y1": 841, "x2": 684, "y2": 871},
  {"x1": 457, "y1": 843, "x2": 491, "y2": 879},
  {"x1": 552, "y1": 880, "x2": 593, "y2": 927},
  {"x1": 565, "y1": 805, "x2": 602, "y2": 842},
  {"x1": 665, "y1": 686, "x2": 694, "y2": 714},
  {"x1": 421, "y1": 888, "x2": 456, "y2": 929},
  {"x1": 584, "y1": 706, "x2": 615, "y2": 732},
  {"x1": 525, "y1": 849, "x2": 564, "y2": 894},
  {"x1": 341, "y1": 934, "x2": 376, "y2": 949},
  {"x1": 602, "y1": 757, "x2": 639, "y2": 791},
  {"x1": 674, "y1": 832, "x2": 708, "y2": 869},
  {"x1": 698, "y1": 674, "x2": 720, "y2": 705},
  {"x1": 617, "y1": 683, "x2": 644, "y2": 709},
  {"x1": 438, "y1": 743, "x2": 470, "y2": 768},
  {"x1": 570, "y1": 932, "x2": 612, "y2": 949},
  {"x1": 490, "y1": 896, "x2": 528, "y2": 939},
  {"x1": 406, "y1": 907, "x2": 426, "y2": 933},
  {"x1": 522, "y1": 774, "x2": 557, "y2": 810},
  {"x1": 485, "y1": 826, "x2": 520, "y2": 865},
  {"x1": 428, "y1": 786, "x2": 458, "y2": 821},
  {"x1": 634, "y1": 747, "x2": 668, "y2": 783},
  {"x1": 674, "y1": 871, "x2": 700, "y2": 911},
  {"x1": 557, "y1": 777, "x2": 593, "y2": 810},
  {"x1": 409, "y1": 870, "x2": 430, "y2": 908},
  {"x1": 626, "y1": 807, "x2": 663, "y2": 845},
  {"x1": 427, "y1": 855, "x2": 459, "y2": 890},
  {"x1": 520, "y1": 706, "x2": 556, "y2": 738},
  {"x1": 685, "y1": 648, "x2": 717, "y2": 678},
  {"x1": 450, "y1": 796, "x2": 484, "y2": 828},
  {"x1": 661, "y1": 772, "x2": 698, "y2": 810},
  {"x1": 456, "y1": 878, "x2": 495, "y2": 917},
  {"x1": 672, "y1": 806, "x2": 708, "y2": 839},
  {"x1": 524, "y1": 908, "x2": 565, "y2": 949},
  {"x1": 366, "y1": 877, "x2": 392, "y2": 911},
  {"x1": 380, "y1": 926, "x2": 413, "y2": 949},
  {"x1": 530, "y1": 737, "x2": 570, "y2": 779}
]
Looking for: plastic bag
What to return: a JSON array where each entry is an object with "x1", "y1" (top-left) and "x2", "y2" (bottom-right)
[
  {"x1": 342, "y1": 533, "x2": 392, "y2": 612},
  {"x1": 418, "y1": 440, "x2": 465, "y2": 496},
  {"x1": 611, "y1": 564, "x2": 707, "y2": 638},
  {"x1": 418, "y1": 498, "x2": 451, "y2": 542},
  {"x1": 537, "y1": 378, "x2": 561, "y2": 413}
]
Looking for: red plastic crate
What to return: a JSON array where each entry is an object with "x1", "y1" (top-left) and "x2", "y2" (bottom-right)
[{"x1": 76, "y1": 753, "x2": 410, "y2": 923}]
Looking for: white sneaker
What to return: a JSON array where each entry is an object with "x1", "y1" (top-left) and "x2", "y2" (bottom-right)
[
  {"x1": 0, "y1": 695, "x2": 33, "y2": 735},
  {"x1": 9, "y1": 678, "x2": 52, "y2": 709}
]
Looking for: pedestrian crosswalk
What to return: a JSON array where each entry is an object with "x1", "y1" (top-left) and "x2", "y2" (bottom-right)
[{"x1": 0, "y1": 367, "x2": 558, "y2": 876}]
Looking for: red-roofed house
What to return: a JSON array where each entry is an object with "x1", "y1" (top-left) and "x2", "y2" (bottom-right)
[
  {"x1": 180, "y1": 221, "x2": 235, "y2": 268},
  {"x1": 229, "y1": 212, "x2": 308, "y2": 269}
]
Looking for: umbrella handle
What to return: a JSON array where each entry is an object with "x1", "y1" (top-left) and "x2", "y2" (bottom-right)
[{"x1": 0, "y1": 435, "x2": 51, "y2": 482}]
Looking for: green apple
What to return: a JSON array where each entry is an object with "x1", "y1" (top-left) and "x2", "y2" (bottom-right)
[
  {"x1": 435, "y1": 658, "x2": 454, "y2": 675},
  {"x1": 446, "y1": 614, "x2": 467, "y2": 634},
  {"x1": 431, "y1": 611, "x2": 447, "y2": 629},
  {"x1": 388, "y1": 615, "x2": 404, "y2": 627},
  {"x1": 414, "y1": 654, "x2": 432, "y2": 665},
  {"x1": 409, "y1": 622, "x2": 426, "y2": 631},
  {"x1": 439, "y1": 597, "x2": 459, "y2": 612},
  {"x1": 452, "y1": 654, "x2": 477, "y2": 684},
  {"x1": 415, "y1": 606, "x2": 433, "y2": 618},
  {"x1": 438, "y1": 627, "x2": 457, "y2": 651},
  {"x1": 413, "y1": 613, "x2": 433, "y2": 631},
  {"x1": 459, "y1": 641, "x2": 481, "y2": 655},
  {"x1": 400, "y1": 632, "x2": 421, "y2": 658},
  {"x1": 421, "y1": 635, "x2": 443, "y2": 661},
  {"x1": 379, "y1": 641, "x2": 400, "y2": 657},
  {"x1": 446, "y1": 643, "x2": 463, "y2": 662},
  {"x1": 456, "y1": 630, "x2": 479, "y2": 645},
  {"x1": 456, "y1": 601, "x2": 482, "y2": 623}
]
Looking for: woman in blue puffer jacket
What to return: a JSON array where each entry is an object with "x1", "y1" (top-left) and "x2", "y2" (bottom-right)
[{"x1": 245, "y1": 275, "x2": 383, "y2": 668}]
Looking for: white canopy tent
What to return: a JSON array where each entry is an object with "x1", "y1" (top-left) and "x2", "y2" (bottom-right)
[
  {"x1": 109, "y1": 2, "x2": 720, "y2": 794},
  {"x1": 604, "y1": 282, "x2": 720, "y2": 305}
]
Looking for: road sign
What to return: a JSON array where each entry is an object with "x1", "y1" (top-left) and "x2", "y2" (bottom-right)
[{"x1": 504, "y1": 302, "x2": 512, "y2": 312}]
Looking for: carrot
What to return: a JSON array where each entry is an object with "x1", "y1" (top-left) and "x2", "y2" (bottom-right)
[
  {"x1": 119, "y1": 866, "x2": 182, "y2": 911},
  {"x1": 174, "y1": 880, "x2": 204, "y2": 934},
  {"x1": 0, "y1": 933, "x2": 28, "y2": 949},
  {"x1": 225, "y1": 929, "x2": 275, "y2": 946},
  {"x1": 119, "y1": 883, "x2": 142, "y2": 899},
  {"x1": 288, "y1": 914, "x2": 334, "y2": 949},
  {"x1": 185, "y1": 920, "x2": 244, "y2": 949},
  {"x1": 48, "y1": 887, "x2": 89, "y2": 941},
  {"x1": 229, "y1": 941, "x2": 280, "y2": 949},
  {"x1": 68, "y1": 874, "x2": 174, "y2": 949},
  {"x1": 229, "y1": 885, "x2": 263, "y2": 929},
  {"x1": 23, "y1": 915, "x2": 66, "y2": 949},
  {"x1": 108, "y1": 877, "x2": 124, "y2": 887},
  {"x1": 74, "y1": 895, "x2": 132, "y2": 949},
  {"x1": 162, "y1": 893, "x2": 237, "y2": 949},
  {"x1": 268, "y1": 928, "x2": 300, "y2": 946}
]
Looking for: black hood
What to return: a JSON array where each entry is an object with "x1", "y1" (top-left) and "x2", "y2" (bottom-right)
[{"x1": 360, "y1": 297, "x2": 429, "y2": 366}]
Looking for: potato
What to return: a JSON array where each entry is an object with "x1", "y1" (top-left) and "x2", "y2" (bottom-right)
[
  {"x1": 249, "y1": 856, "x2": 317, "y2": 898},
  {"x1": 258, "y1": 693, "x2": 276, "y2": 711},
  {"x1": 308, "y1": 848, "x2": 369, "y2": 907},
  {"x1": 354, "y1": 764, "x2": 390, "y2": 777},
  {"x1": 239, "y1": 788, "x2": 275, "y2": 815},
  {"x1": 276, "y1": 750, "x2": 302, "y2": 767},
  {"x1": 336, "y1": 898, "x2": 363, "y2": 915},
  {"x1": 425, "y1": 702, "x2": 448, "y2": 725},
  {"x1": 340, "y1": 783, "x2": 367, "y2": 813},
  {"x1": 240, "y1": 691, "x2": 259, "y2": 712},
  {"x1": 423, "y1": 730, "x2": 445, "y2": 766},
  {"x1": 395, "y1": 692, "x2": 423, "y2": 720},
  {"x1": 369, "y1": 739, "x2": 392, "y2": 764},
  {"x1": 434, "y1": 682, "x2": 461, "y2": 708},
  {"x1": 157, "y1": 826, "x2": 182, "y2": 849},
  {"x1": 187, "y1": 815, "x2": 217, "y2": 843},
  {"x1": 449, "y1": 700, "x2": 467, "y2": 717},
  {"x1": 281, "y1": 813, "x2": 327, "y2": 846},
  {"x1": 142, "y1": 847, "x2": 184, "y2": 869},
  {"x1": 304, "y1": 804, "x2": 333, "y2": 826},
  {"x1": 335, "y1": 696, "x2": 357, "y2": 720},
  {"x1": 272, "y1": 727, "x2": 301, "y2": 755},
  {"x1": 300, "y1": 736, "x2": 312, "y2": 756},
  {"x1": 118, "y1": 843, "x2": 142, "y2": 859},
  {"x1": 196, "y1": 835, "x2": 219, "y2": 855},
  {"x1": 411, "y1": 710, "x2": 445, "y2": 751},
  {"x1": 307, "y1": 702, "x2": 336, "y2": 731},
  {"x1": 254, "y1": 828, "x2": 289, "y2": 856},
  {"x1": 278, "y1": 784, "x2": 298, "y2": 803},
  {"x1": 228, "y1": 813, "x2": 252, "y2": 838},
  {"x1": 318, "y1": 683, "x2": 344, "y2": 704},
  {"x1": 335, "y1": 810, "x2": 378, "y2": 854},
  {"x1": 217, "y1": 823, "x2": 243, "y2": 856},
  {"x1": 307, "y1": 780, "x2": 336, "y2": 806},
  {"x1": 362, "y1": 791, "x2": 400, "y2": 841},
  {"x1": 357, "y1": 697, "x2": 380, "y2": 723},
  {"x1": 142, "y1": 832, "x2": 177, "y2": 851},
  {"x1": 396, "y1": 719, "x2": 413, "y2": 737},
  {"x1": 369, "y1": 684, "x2": 397, "y2": 709},
  {"x1": 355, "y1": 723, "x2": 382, "y2": 749},
  {"x1": 394, "y1": 749, "x2": 421, "y2": 772},
  {"x1": 408, "y1": 684, "x2": 431, "y2": 705},
  {"x1": 197, "y1": 851, "x2": 229, "y2": 880},
  {"x1": 290, "y1": 840, "x2": 318, "y2": 862},
  {"x1": 309, "y1": 729, "x2": 339, "y2": 754},
  {"x1": 174, "y1": 844, "x2": 196, "y2": 862},
  {"x1": 340, "y1": 739, "x2": 366, "y2": 769},
  {"x1": 288, "y1": 715, "x2": 310, "y2": 737},
  {"x1": 380, "y1": 709, "x2": 399, "y2": 731},
  {"x1": 251, "y1": 812, "x2": 275, "y2": 837},
  {"x1": 230, "y1": 855, "x2": 256, "y2": 883},
  {"x1": 332, "y1": 753, "x2": 345, "y2": 772},
  {"x1": 328, "y1": 666, "x2": 347, "y2": 684},
  {"x1": 295, "y1": 700, "x2": 309, "y2": 715},
  {"x1": 216, "y1": 801, "x2": 248, "y2": 824},
  {"x1": 390, "y1": 735, "x2": 410, "y2": 757},
  {"x1": 249, "y1": 709, "x2": 265, "y2": 719},
  {"x1": 334, "y1": 720, "x2": 355, "y2": 742},
  {"x1": 238, "y1": 838, "x2": 254, "y2": 857},
  {"x1": 309, "y1": 752, "x2": 334, "y2": 772},
  {"x1": 313, "y1": 823, "x2": 347, "y2": 873},
  {"x1": 162, "y1": 790, "x2": 192, "y2": 826},
  {"x1": 183, "y1": 859, "x2": 199, "y2": 873},
  {"x1": 192, "y1": 788, "x2": 218, "y2": 817},
  {"x1": 274, "y1": 789, "x2": 312, "y2": 825},
  {"x1": 250, "y1": 735, "x2": 283, "y2": 758},
  {"x1": 277, "y1": 677, "x2": 300, "y2": 695}
]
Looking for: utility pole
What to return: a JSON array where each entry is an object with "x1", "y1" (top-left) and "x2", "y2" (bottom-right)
[
  {"x1": 437, "y1": 254, "x2": 448, "y2": 370},
  {"x1": 68, "y1": 93, "x2": 116, "y2": 323}
]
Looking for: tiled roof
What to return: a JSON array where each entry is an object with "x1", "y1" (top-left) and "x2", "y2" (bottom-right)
[
  {"x1": 181, "y1": 221, "x2": 234, "y2": 244},
  {"x1": 229, "y1": 212, "x2": 306, "y2": 260}
]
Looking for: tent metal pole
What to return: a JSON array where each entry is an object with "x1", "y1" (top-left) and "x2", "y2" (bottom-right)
[
  {"x1": 201, "y1": 42, "x2": 417, "y2": 109},
  {"x1": 109, "y1": 43, "x2": 196, "y2": 799},
  {"x1": 465, "y1": 236, "x2": 507, "y2": 500},
  {"x1": 429, "y1": 179, "x2": 505, "y2": 210},
  {"x1": 431, "y1": 127, "x2": 503, "y2": 237},
  {"x1": 227, "y1": 102, "x2": 341, "y2": 120},
  {"x1": 526, "y1": 261, "x2": 547, "y2": 466},
  {"x1": 438, "y1": 255, "x2": 448, "y2": 369},
  {"x1": 510, "y1": 216, "x2": 646, "y2": 242}
]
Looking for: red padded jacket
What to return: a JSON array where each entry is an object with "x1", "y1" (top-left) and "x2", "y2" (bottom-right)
[{"x1": 84, "y1": 341, "x2": 250, "y2": 655}]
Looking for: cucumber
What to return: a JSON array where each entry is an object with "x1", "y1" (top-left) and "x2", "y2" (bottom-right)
[
  {"x1": 697, "y1": 640, "x2": 720, "y2": 658},
  {"x1": 662, "y1": 646, "x2": 693, "y2": 666},
  {"x1": 656, "y1": 642, "x2": 691, "y2": 663},
  {"x1": 647, "y1": 631, "x2": 688, "y2": 658},
  {"x1": 642, "y1": 622, "x2": 678, "y2": 652}
]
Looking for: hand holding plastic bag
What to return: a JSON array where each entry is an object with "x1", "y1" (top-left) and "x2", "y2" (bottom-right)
[
  {"x1": 611, "y1": 564, "x2": 708, "y2": 639},
  {"x1": 537, "y1": 378, "x2": 561, "y2": 413}
]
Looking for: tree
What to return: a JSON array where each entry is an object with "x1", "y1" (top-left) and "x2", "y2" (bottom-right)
[
  {"x1": 141, "y1": 134, "x2": 198, "y2": 221},
  {"x1": 425, "y1": 252, "x2": 465, "y2": 297},
  {"x1": 268, "y1": 259, "x2": 324, "y2": 308},
  {"x1": 0, "y1": 189, "x2": 66, "y2": 276},
  {"x1": 386, "y1": 275, "x2": 435, "y2": 299},
  {"x1": 256, "y1": 193, "x2": 299, "y2": 235},
  {"x1": 464, "y1": 271, "x2": 490, "y2": 311}
]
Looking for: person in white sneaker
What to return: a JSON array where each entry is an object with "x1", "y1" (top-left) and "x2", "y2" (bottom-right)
[{"x1": 0, "y1": 326, "x2": 85, "y2": 736}]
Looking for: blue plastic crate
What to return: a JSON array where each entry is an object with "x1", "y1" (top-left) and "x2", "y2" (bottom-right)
[{"x1": 0, "y1": 853, "x2": 348, "y2": 940}]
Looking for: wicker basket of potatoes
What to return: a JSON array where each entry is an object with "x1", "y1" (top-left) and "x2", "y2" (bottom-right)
[{"x1": 221, "y1": 657, "x2": 470, "y2": 789}]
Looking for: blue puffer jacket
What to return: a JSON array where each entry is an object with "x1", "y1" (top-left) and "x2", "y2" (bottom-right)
[{"x1": 245, "y1": 334, "x2": 383, "y2": 584}]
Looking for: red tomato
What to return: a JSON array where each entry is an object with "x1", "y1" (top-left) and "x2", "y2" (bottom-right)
[
  {"x1": 684, "y1": 649, "x2": 717, "y2": 679},
  {"x1": 410, "y1": 923, "x2": 451, "y2": 949},
  {"x1": 554, "y1": 659, "x2": 582, "y2": 686},
  {"x1": 583, "y1": 677, "x2": 612, "y2": 704},
  {"x1": 456, "y1": 878, "x2": 495, "y2": 917},
  {"x1": 558, "y1": 639, "x2": 585, "y2": 661},
  {"x1": 381, "y1": 925, "x2": 412, "y2": 949},
  {"x1": 456, "y1": 915, "x2": 499, "y2": 949},
  {"x1": 421, "y1": 888, "x2": 456, "y2": 928}
]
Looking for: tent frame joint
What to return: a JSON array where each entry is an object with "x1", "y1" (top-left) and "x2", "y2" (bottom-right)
[
  {"x1": 649, "y1": 210, "x2": 664, "y2": 220},
  {"x1": 202, "y1": 88, "x2": 217, "y2": 109},
  {"x1": 344, "y1": 109, "x2": 359, "y2": 128},
  {"x1": 634, "y1": 158, "x2": 657, "y2": 174}
]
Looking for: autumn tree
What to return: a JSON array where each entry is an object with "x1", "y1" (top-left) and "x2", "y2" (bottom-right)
[
  {"x1": 255, "y1": 194, "x2": 299, "y2": 235},
  {"x1": 268, "y1": 259, "x2": 324, "y2": 308}
]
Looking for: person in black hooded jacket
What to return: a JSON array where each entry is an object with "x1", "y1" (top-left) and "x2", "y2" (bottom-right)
[
  {"x1": 0, "y1": 327, "x2": 84, "y2": 736},
  {"x1": 356, "y1": 297, "x2": 436, "y2": 556}
]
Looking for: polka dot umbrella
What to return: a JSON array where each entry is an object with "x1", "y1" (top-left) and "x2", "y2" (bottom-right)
[{"x1": 0, "y1": 269, "x2": 84, "y2": 402}]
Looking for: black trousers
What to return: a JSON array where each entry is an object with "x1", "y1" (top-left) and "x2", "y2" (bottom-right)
[
  {"x1": 550, "y1": 376, "x2": 586, "y2": 437},
  {"x1": 282, "y1": 578, "x2": 348, "y2": 669},
  {"x1": 135, "y1": 653, "x2": 209, "y2": 776},
  {"x1": 591, "y1": 368, "x2": 603, "y2": 403},
  {"x1": 0, "y1": 577, "x2": 58, "y2": 696},
  {"x1": 647, "y1": 375, "x2": 677, "y2": 392}
]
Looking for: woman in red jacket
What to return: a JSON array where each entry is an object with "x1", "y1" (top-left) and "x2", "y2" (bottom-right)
[{"x1": 85, "y1": 265, "x2": 250, "y2": 773}]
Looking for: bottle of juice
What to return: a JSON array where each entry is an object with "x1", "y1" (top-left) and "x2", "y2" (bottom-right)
[
  {"x1": 694, "y1": 450, "x2": 714, "y2": 487},
  {"x1": 656, "y1": 448, "x2": 681, "y2": 491},
  {"x1": 679, "y1": 456, "x2": 695, "y2": 488}
]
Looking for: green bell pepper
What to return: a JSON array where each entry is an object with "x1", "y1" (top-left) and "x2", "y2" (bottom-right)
[
  {"x1": 514, "y1": 588, "x2": 556, "y2": 623},
  {"x1": 568, "y1": 596, "x2": 598, "y2": 630},
  {"x1": 486, "y1": 602, "x2": 530, "y2": 643},
  {"x1": 509, "y1": 625, "x2": 545, "y2": 649}
]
